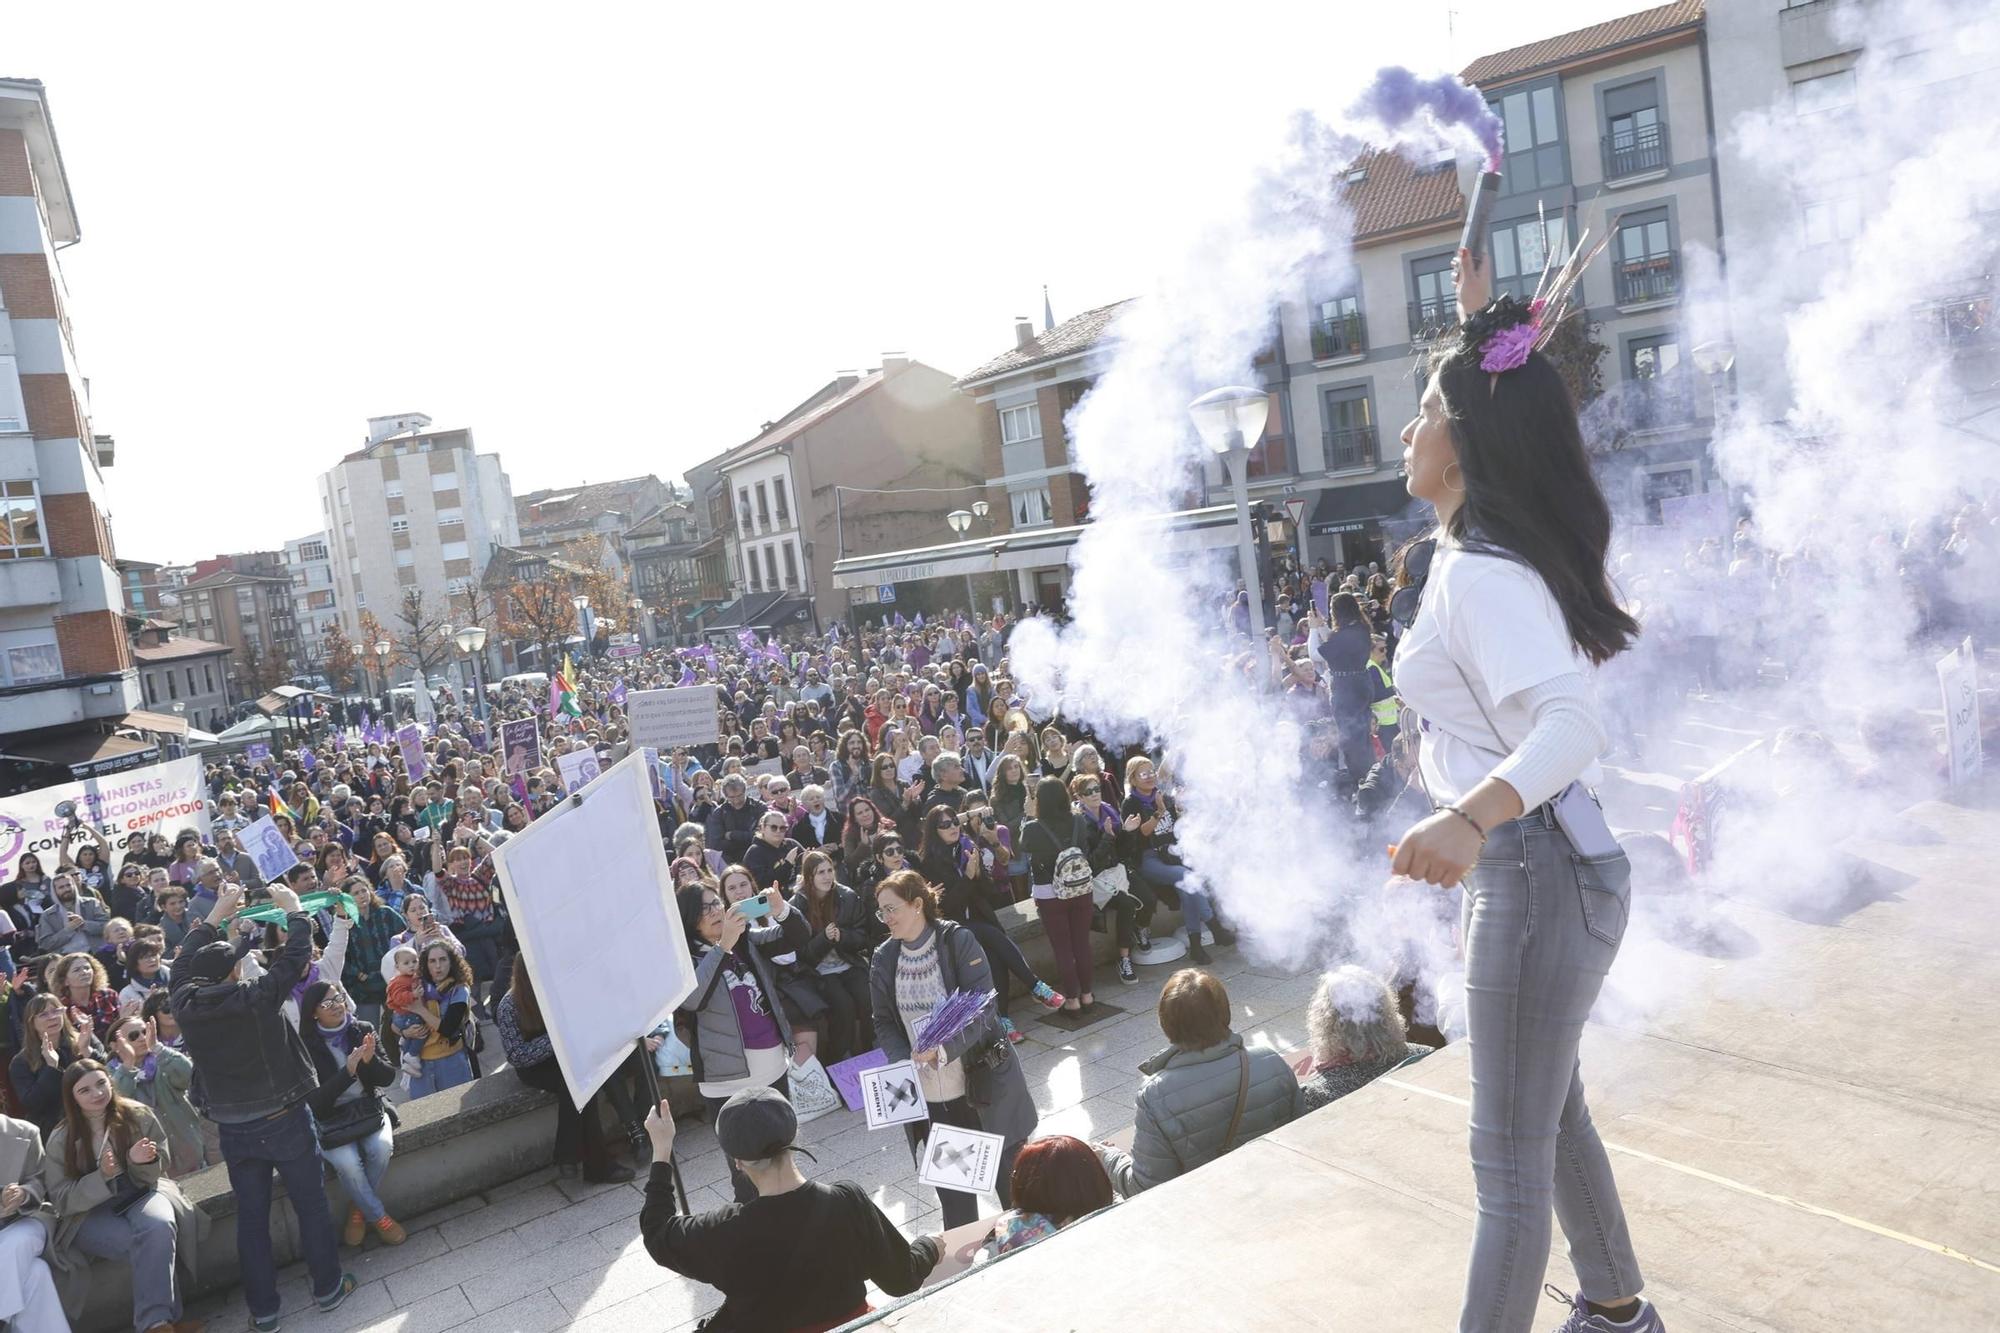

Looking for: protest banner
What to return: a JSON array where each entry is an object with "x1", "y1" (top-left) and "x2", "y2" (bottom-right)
[
  {"x1": 747, "y1": 757, "x2": 784, "y2": 779},
  {"x1": 396, "y1": 724, "x2": 427, "y2": 783},
  {"x1": 1938, "y1": 637, "x2": 1982, "y2": 789},
  {"x1": 238, "y1": 814, "x2": 300, "y2": 881},
  {"x1": 490, "y1": 752, "x2": 693, "y2": 1107},
  {"x1": 246, "y1": 742, "x2": 271, "y2": 763},
  {"x1": 608, "y1": 643, "x2": 642, "y2": 659},
  {"x1": 500, "y1": 718, "x2": 542, "y2": 775},
  {"x1": 625, "y1": 685, "x2": 721, "y2": 751},
  {"x1": 556, "y1": 748, "x2": 602, "y2": 794},
  {"x1": 0, "y1": 757, "x2": 212, "y2": 883}
]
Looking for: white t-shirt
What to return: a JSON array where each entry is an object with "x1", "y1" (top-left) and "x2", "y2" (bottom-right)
[{"x1": 1395, "y1": 541, "x2": 1602, "y2": 806}]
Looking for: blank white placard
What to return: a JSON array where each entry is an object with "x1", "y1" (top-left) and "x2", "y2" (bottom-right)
[{"x1": 491, "y1": 750, "x2": 693, "y2": 1107}]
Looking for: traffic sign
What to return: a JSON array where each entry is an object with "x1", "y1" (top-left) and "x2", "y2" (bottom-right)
[{"x1": 1283, "y1": 497, "x2": 1307, "y2": 530}]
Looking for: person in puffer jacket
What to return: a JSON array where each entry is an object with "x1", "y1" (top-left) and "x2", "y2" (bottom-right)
[{"x1": 1095, "y1": 968, "x2": 1302, "y2": 1196}]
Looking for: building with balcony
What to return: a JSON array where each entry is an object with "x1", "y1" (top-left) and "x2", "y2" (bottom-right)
[
  {"x1": 514, "y1": 474, "x2": 675, "y2": 591},
  {"x1": 176, "y1": 568, "x2": 296, "y2": 700},
  {"x1": 116, "y1": 557, "x2": 189, "y2": 621},
  {"x1": 283, "y1": 531, "x2": 340, "y2": 677},
  {"x1": 690, "y1": 358, "x2": 986, "y2": 631},
  {"x1": 318, "y1": 412, "x2": 518, "y2": 673},
  {"x1": 622, "y1": 500, "x2": 726, "y2": 645},
  {"x1": 0, "y1": 79, "x2": 176, "y2": 792}
]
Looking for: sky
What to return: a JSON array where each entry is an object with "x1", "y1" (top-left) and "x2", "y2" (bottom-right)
[{"x1": 7, "y1": 0, "x2": 1646, "y2": 564}]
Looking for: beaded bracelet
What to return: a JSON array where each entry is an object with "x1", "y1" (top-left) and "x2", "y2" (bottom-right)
[{"x1": 1444, "y1": 804, "x2": 1489, "y2": 844}]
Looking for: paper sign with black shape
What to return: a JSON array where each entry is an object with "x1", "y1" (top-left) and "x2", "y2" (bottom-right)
[
  {"x1": 916, "y1": 1122, "x2": 1005, "y2": 1197},
  {"x1": 859, "y1": 1059, "x2": 929, "y2": 1130}
]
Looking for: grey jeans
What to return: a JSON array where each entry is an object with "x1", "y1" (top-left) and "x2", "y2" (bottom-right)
[
  {"x1": 75, "y1": 1190, "x2": 182, "y2": 1331},
  {"x1": 1458, "y1": 805, "x2": 1643, "y2": 1333}
]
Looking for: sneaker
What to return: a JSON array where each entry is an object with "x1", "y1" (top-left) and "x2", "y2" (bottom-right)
[
  {"x1": 315, "y1": 1274, "x2": 359, "y2": 1314},
  {"x1": 1546, "y1": 1286, "x2": 1665, "y2": 1333},
  {"x1": 342, "y1": 1206, "x2": 366, "y2": 1247},
  {"x1": 374, "y1": 1215, "x2": 407, "y2": 1245},
  {"x1": 1136, "y1": 928, "x2": 1152, "y2": 953},
  {"x1": 1118, "y1": 956, "x2": 1137, "y2": 984},
  {"x1": 250, "y1": 1317, "x2": 281, "y2": 1333},
  {"x1": 1030, "y1": 981, "x2": 1066, "y2": 1010},
  {"x1": 998, "y1": 1017, "x2": 1026, "y2": 1044}
]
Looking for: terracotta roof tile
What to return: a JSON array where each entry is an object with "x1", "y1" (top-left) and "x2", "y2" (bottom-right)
[
  {"x1": 957, "y1": 301, "x2": 1135, "y2": 387},
  {"x1": 1462, "y1": 0, "x2": 1704, "y2": 88},
  {"x1": 1342, "y1": 149, "x2": 1465, "y2": 242}
]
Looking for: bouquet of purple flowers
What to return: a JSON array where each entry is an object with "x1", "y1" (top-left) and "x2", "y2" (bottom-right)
[{"x1": 911, "y1": 988, "x2": 997, "y2": 1053}]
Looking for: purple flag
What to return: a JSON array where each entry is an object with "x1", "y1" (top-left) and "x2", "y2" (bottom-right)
[
  {"x1": 299, "y1": 749, "x2": 317, "y2": 772},
  {"x1": 678, "y1": 664, "x2": 696, "y2": 687},
  {"x1": 331, "y1": 729, "x2": 346, "y2": 751},
  {"x1": 547, "y1": 678, "x2": 562, "y2": 720},
  {"x1": 610, "y1": 678, "x2": 627, "y2": 707},
  {"x1": 736, "y1": 628, "x2": 758, "y2": 654}
]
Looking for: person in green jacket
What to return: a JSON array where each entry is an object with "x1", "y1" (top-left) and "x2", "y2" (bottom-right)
[{"x1": 106, "y1": 1012, "x2": 208, "y2": 1178}]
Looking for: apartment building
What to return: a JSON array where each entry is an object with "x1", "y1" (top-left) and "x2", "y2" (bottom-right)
[
  {"x1": 115, "y1": 557, "x2": 190, "y2": 620},
  {"x1": 0, "y1": 79, "x2": 172, "y2": 791},
  {"x1": 623, "y1": 500, "x2": 726, "y2": 644},
  {"x1": 693, "y1": 359, "x2": 986, "y2": 630},
  {"x1": 283, "y1": 531, "x2": 340, "y2": 672},
  {"x1": 176, "y1": 567, "x2": 296, "y2": 697},
  {"x1": 515, "y1": 475, "x2": 675, "y2": 592},
  {"x1": 319, "y1": 412, "x2": 518, "y2": 673}
]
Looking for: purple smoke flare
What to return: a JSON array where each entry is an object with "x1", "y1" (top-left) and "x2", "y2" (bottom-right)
[{"x1": 1351, "y1": 67, "x2": 1504, "y2": 172}]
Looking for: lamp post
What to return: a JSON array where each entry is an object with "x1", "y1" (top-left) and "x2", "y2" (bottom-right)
[
  {"x1": 455, "y1": 625, "x2": 489, "y2": 721},
  {"x1": 1692, "y1": 339, "x2": 1737, "y2": 538},
  {"x1": 1189, "y1": 386, "x2": 1272, "y2": 641},
  {"x1": 572, "y1": 593, "x2": 592, "y2": 657},
  {"x1": 373, "y1": 639, "x2": 392, "y2": 721},
  {"x1": 170, "y1": 701, "x2": 186, "y2": 759},
  {"x1": 629, "y1": 596, "x2": 645, "y2": 648},
  {"x1": 946, "y1": 509, "x2": 982, "y2": 619}
]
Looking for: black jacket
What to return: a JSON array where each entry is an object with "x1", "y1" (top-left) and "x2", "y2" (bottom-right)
[
  {"x1": 789, "y1": 807, "x2": 844, "y2": 851},
  {"x1": 301, "y1": 1018, "x2": 397, "y2": 1124},
  {"x1": 704, "y1": 798, "x2": 768, "y2": 867},
  {"x1": 640, "y1": 1169, "x2": 938, "y2": 1330},
  {"x1": 787, "y1": 885, "x2": 884, "y2": 971},
  {"x1": 171, "y1": 913, "x2": 319, "y2": 1124},
  {"x1": 742, "y1": 837, "x2": 804, "y2": 894}
]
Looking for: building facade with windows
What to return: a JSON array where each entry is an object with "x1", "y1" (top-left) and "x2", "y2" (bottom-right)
[
  {"x1": 283, "y1": 531, "x2": 340, "y2": 673},
  {"x1": 623, "y1": 501, "x2": 725, "y2": 645},
  {"x1": 694, "y1": 358, "x2": 986, "y2": 629},
  {"x1": 514, "y1": 474, "x2": 675, "y2": 591},
  {"x1": 0, "y1": 79, "x2": 162, "y2": 790},
  {"x1": 131, "y1": 624, "x2": 232, "y2": 734},
  {"x1": 175, "y1": 568, "x2": 296, "y2": 699},
  {"x1": 318, "y1": 412, "x2": 518, "y2": 670}
]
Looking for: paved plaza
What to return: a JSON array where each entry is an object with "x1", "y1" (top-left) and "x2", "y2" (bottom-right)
[{"x1": 178, "y1": 943, "x2": 1318, "y2": 1333}]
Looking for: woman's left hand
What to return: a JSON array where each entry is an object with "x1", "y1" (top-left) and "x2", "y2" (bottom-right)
[
  {"x1": 127, "y1": 1138, "x2": 158, "y2": 1166},
  {"x1": 1391, "y1": 810, "x2": 1484, "y2": 888}
]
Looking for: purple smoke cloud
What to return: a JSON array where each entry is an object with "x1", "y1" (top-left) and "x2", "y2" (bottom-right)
[{"x1": 1350, "y1": 66, "x2": 1503, "y2": 172}]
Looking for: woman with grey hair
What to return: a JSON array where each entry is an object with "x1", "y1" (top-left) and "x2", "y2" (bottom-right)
[{"x1": 1297, "y1": 965, "x2": 1435, "y2": 1112}]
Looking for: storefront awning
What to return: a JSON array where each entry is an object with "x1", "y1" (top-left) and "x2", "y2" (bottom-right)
[
  {"x1": 7, "y1": 729, "x2": 160, "y2": 777},
  {"x1": 118, "y1": 708, "x2": 189, "y2": 738},
  {"x1": 1307, "y1": 479, "x2": 1419, "y2": 536},
  {"x1": 831, "y1": 505, "x2": 1243, "y2": 590}
]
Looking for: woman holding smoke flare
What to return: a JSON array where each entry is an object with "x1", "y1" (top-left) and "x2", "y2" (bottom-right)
[{"x1": 1387, "y1": 239, "x2": 1660, "y2": 1333}]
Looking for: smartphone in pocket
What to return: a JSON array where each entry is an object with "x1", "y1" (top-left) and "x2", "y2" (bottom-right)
[{"x1": 1551, "y1": 782, "x2": 1620, "y2": 859}]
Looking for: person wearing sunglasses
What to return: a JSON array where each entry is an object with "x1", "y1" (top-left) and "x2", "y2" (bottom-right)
[{"x1": 1387, "y1": 254, "x2": 1651, "y2": 1333}]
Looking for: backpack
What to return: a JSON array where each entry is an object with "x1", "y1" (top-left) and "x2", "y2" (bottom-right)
[{"x1": 1051, "y1": 816, "x2": 1095, "y2": 899}]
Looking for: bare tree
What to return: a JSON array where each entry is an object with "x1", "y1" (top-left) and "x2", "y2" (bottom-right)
[{"x1": 396, "y1": 588, "x2": 452, "y2": 681}]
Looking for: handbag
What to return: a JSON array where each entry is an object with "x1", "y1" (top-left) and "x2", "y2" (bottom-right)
[
  {"x1": 787, "y1": 1053, "x2": 843, "y2": 1124},
  {"x1": 316, "y1": 1092, "x2": 388, "y2": 1149},
  {"x1": 1089, "y1": 862, "x2": 1131, "y2": 911}
]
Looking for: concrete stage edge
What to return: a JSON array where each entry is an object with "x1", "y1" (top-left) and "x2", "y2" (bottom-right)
[{"x1": 860, "y1": 795, "x2": 2000, "y2": 1332}]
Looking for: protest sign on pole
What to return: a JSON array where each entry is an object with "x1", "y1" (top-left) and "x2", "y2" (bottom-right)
[
  {"x1": 1937, "y1": 637, "x2": 1982, "y2": 790},
  {"x1": 0, "y1": 757, "x2": 212, "y2": 883},
  {"x1": 238, "y1": 815, "x2": 301, "y2": 882},
  {"x1": 396, "y1": 724, "x2": 427, "y2": 783},
  {"x1": 556, "y1": 748, "x2": 602, "y2": 794},
  {"x1": 500, "y1": 718, "x2": 542, "y2": 775},
  {"x1": 490, "y1": 752, "x2": 693, "y2": 1107},
  {"x1": 246, "y1": 742, "x2": 271, "y2": 764},
  {"x1": 626, "y1": 686, "x2": 722, "y2": 751}
]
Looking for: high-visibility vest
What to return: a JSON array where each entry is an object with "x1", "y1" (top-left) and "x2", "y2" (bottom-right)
[{"x1": 1368, "y1": 660, "x2": 1399, "y2": 727}]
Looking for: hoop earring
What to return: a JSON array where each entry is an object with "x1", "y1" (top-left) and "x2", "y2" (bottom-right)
[{"x1": 1442, "y1": 462, "x2": 1466, "y2": 493}]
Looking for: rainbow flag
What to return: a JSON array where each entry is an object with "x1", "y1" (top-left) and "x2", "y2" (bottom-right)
[
  {"x1": 268, "y1": 789, "x2": 298, "y2": 822},
  {"x1": 549, "y1": 669, "x2": 583, "y2": 720}
]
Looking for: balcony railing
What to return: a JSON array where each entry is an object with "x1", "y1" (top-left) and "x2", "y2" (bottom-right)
[
  {"x1": 1310, "y1": 312, "x2": 1367, "y2": 360},
  {"x1": 1601, "y1": 122, "x2": 1670, "y2": 180},
  {"x1": 1407, "y1": 298, "x2": 1458, "y2": 342},
  {"x1": 1323, "y1": 426, "x2": 1380, "y2": 471},
  {"x1": 1615, "y1": 253, "x2": 1680, "y2": 305}
]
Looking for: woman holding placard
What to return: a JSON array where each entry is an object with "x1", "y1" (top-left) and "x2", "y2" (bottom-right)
[
  {"x1": 675, "y1": 880, "x2": 804, "y2": 1203},
  {"x1": 868, "y1": 870, "x2": 1037, "y2": 1229}
]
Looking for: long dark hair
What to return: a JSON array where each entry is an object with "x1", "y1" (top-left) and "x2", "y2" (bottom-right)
[
  {"x1": 1434, "y1": 348, "x2": 1638, "y2": 665},
  {"x1": 1329, "y1": 592, "x2": 1366, "y2": 632},
  {"x1": 1032, "y1": 776, "x2": 1071, "y2": 824},
  {"x1": 59, "y1": 1059, "x2": 147, "y2": 1178}
]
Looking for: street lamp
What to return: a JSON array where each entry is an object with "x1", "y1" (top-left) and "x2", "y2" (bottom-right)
[
  {"x1": 373, "y1": 639, "x2": 391, "y2": 720},
  {"x1": 572, "y1": 593, "x2": 592, "y2": 654},
  {"x1": 629, "y1": 596, "x2": 645, "y2": 648},
  {"x1": 945, "y1": 510, "x2": 981, "y2": 618},
  {"x1": 454, "y1": 624, "x2": 489, "y2": 720},
  {"x1": 1189, "y1": 385, "x2": 1272, "y2": 640}
]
